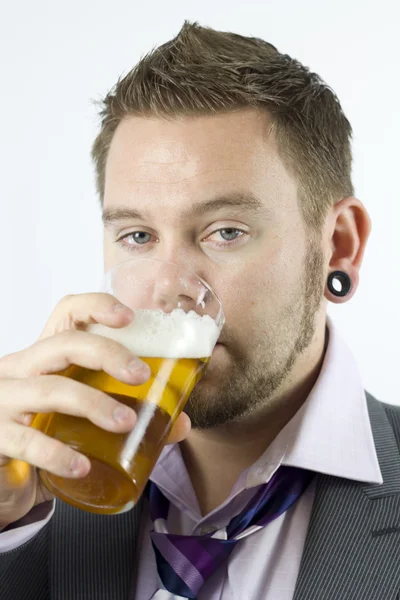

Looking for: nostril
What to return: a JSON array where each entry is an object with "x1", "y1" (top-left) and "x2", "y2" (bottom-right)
[{"x1": 176, "y1": 294, "x2": 195, "y2": 310}]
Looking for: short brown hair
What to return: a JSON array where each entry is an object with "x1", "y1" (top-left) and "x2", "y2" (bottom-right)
[{"x1": 91, "y1": 21, "x2": 354, "y2": 230}]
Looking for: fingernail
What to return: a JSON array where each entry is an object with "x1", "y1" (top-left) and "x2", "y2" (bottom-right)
[
  {"x1": 112, "y1": 303, "x2": 131, "y2": 313},
  {"x1": 126, "y1": 358, "x2": 150, "y2": 376},
  {"x1": 70, "y1": 455, "x2": 89, "y2": 475},
  {"x1": 113, "y1": 405, "x2": 133, "y2": 423}
]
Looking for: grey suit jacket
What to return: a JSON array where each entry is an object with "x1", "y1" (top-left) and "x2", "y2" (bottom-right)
[{"x1": 1, "y1": 392, "x2": 400, "y2": 600}]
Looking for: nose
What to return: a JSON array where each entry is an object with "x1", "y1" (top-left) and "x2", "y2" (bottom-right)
[
  {"x1": 152, "y1": 263, "x2": 208, "y2": 314},
  {"x1": 109, "y1": 258, "x2": 223, "y2": 327}
]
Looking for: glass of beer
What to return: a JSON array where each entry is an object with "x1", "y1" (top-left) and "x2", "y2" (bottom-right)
[{"x1": 34, "y1": 258, "x2": 224, "y2": 514}]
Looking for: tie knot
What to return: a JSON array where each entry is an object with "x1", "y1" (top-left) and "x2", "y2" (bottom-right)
[{"x1": 149, "y1": 466, "x2": 315, "y2": 598}]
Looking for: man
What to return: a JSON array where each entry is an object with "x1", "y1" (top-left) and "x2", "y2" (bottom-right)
[{"x1": 0, "y1": 20, "x2": 398, "y2": 600}]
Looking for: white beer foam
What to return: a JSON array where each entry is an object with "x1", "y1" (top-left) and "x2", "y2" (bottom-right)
[{"x1": 89, "y1": 308, "x2": 221, "y2": 358}]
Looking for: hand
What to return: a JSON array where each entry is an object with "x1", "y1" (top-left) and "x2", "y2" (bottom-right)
[{"x1": 0, "y1": 293, "x2": 191, "y2": 529}]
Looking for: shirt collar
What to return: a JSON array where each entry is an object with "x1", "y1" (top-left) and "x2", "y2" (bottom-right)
[
  {"x1": 246, "y1": 316, "x2": 383, "y2": 487},
  {"x1": 153, "y1": 317, "x2": 383, "y2": 497}
]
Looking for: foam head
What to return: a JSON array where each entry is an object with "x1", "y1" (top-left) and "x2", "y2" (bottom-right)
[{"x1": 89, "y1": 308, "x2": 221, "y2": 358}]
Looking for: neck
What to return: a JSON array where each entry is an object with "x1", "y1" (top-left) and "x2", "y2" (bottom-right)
[{"x1": 180, "y1": 323, "x2": 327, "y2": 515}]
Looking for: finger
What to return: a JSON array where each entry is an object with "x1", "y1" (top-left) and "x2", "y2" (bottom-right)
[
  {"x1": 39, "y1": 293, "x2": 134, "y2": 339},
  {"x1": 2, "y1": 329, "x2": 150, "y2": 383},
  {"x1": 0, "y1": 424, "x2": 92, "y2": 479},
  {"x1": 3, "y1": 377, "x2": 138, "y2": 434},
  {"x1": 166, "y1": 412, "x2": 192, "y2": 444}
]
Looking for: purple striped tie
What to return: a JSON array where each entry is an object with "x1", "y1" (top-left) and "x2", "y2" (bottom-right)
[{"x1": 149, "y1": 465, "x2": 314, "y2": 599}]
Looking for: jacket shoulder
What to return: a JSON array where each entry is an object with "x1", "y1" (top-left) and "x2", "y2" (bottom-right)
[
  {"x1": 366, "y1": 391, "x2": 400, "y2": 439},
  {"x1": 366, "y1": 391, "x2": 400, "y2": 413}
]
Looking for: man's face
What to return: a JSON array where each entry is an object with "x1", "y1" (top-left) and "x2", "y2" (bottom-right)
[{"x1": 103, "y1": 109, "x2": 326, "y2": 429}]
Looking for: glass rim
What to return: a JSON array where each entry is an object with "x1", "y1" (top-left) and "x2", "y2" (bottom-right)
[{"x1": 103, "y1": 257, "x2": 225, "y2": 327}]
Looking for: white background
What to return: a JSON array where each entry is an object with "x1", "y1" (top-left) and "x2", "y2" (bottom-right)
[{"x1": 0, "y1": 0, "x2": 399, "y2": 404}]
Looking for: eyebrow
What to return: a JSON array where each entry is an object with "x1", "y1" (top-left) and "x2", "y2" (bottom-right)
[{"x1": 102, "y1": 192, "x2": 264, "y2": 225}]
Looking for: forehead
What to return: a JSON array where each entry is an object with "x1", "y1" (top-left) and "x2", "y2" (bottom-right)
[{"x1": 104, "y1": 109, "x2": 298, "y2": 212}]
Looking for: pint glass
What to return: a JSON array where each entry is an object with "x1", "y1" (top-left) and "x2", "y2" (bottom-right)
[{"x1": 34, "y1": 259, "x2": 224, "y2": 514}]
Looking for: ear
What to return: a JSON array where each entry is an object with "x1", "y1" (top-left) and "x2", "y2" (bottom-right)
[{"x1": 324, "y1": 197, "x2": 371, "y2": 304}]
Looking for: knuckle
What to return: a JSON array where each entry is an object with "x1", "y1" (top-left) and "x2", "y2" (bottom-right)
[
  {"x1": 0, "y1": 352, "x2": 19, "y2": 377},
  {"x1": 60, "y1": 292, "x2": 112, "y2": 311},
  {"x1": 94, "y1": 292, "x2": 118, "y2": 306},
  {"x1": 30, "y1": 374, "x2": 60, "y2": 400},
  {"x1": 37, "y1": 375, "x2": 86, "y2": 415},
  {"x1": 49, "y1": 329, "x2": 87, "y2": 351},
  {"x1": 58, "y1": 294, "x2": 76, "y2": 307},
  {"x1": 0, "y1": 349, "x2": 35, "y2": 379},
  {"x1": 0, "y1": 426, "x2": 16, "y2": 454},
  {"x1": 83, "y1": 388, "x2": 106, "y2": 415},
  {"x1": 104, "y1": 337, "x2": 129, "y2": 359},
  {"x1": 0, "y1": 351, "x2": 17, "y2": 364},
  {"x1": 40, "y1": 439, "x2": 65, "y2": 470},
  {"x1": 14, "y1": 426, "x2": 34, "y2": 456},
  {"x1": 90, "y1": 334, "x2": 128, "y2": 361}
]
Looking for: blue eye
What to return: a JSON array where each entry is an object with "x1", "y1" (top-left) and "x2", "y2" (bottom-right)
[
  {"x1": 116, "y1": 226, "x2": 248, "y2": 254},
  {"x1": 120, "y1": 231, "x2": 152, "y2": 245},
  {"x1": 132, "y1": 232, "x2": 151, "y2": 244},
  {"x1": 219, "y1": 228, "x2": 241, "y2": 241},
  {"x1": 206, "y1": 228, "x2": 246, "y2": 246}
]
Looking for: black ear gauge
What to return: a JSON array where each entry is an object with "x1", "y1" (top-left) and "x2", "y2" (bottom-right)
[{"x1": 327, "y1": 271, "x2": 352, "y2": 297}]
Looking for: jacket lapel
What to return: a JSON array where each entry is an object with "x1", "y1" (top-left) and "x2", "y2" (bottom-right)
[
  {"x1": 48, "y1": 395, "x2": 400, "y2": 599},
  {"x1": 49, "y1": 498, "x2": 144, "y2": 599},
  {"x1": 293, "y1": 394, "x2": 400, "y2": 600}
]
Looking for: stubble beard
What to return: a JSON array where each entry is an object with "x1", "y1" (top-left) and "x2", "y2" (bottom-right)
[{"x1": 184, "y1": 242, "x2": 326, "y2": 429}]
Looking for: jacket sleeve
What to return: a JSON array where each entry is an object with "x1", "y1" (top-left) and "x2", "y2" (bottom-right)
[{"x1": 0, "y1": 507, "x2": 51, "y2": 600}]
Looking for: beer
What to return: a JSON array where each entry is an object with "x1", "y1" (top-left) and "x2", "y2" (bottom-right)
[{"x1": 34, "y1": 308, "x2": 219, "y2": 514}]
